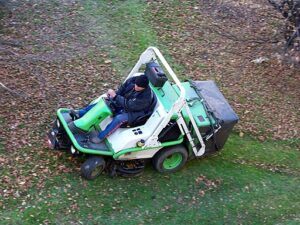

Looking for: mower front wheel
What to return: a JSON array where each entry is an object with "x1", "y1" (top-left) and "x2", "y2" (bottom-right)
[
  {"x1": 81, "y1": 156, "x2": 106, "y2": 180},
  {"x1": 152, "y1": 145, "x2": 188, "y2": 173}
]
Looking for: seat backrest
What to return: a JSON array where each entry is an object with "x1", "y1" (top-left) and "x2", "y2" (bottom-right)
[{"x1": 146, "y1": 91, "x2": 157, "y2": 115}]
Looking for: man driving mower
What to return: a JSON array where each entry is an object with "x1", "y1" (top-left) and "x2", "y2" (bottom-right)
[
  {"x1": 70, "y1": 75, "x2": 154, "y2": 144},
  {"x1": 48, "y1": 47, "x2": 239, "y2": 179}
]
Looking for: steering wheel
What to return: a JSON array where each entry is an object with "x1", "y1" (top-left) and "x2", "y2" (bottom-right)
[{"x1": 104, "y1": 96, "x2": 118, "y2": 114}]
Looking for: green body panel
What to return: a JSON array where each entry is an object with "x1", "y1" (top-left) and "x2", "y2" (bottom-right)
[
  {"x1": 173, "y1": 82, "x2": 215, "y2": 127},
  {"x1": 150, "y1": 82, "x2": 179, "y2": 112},
  {"x1": 151, "y1": 81, "x2": 215, "y2": 127},
  {"x1": 74, "y1": 98, "x2": 112, "y2": 132},
  {"x1": 57, "y1": 108, "x2": 114, "y2": 156}
]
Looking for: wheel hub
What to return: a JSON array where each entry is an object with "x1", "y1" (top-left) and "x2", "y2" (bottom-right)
[{"x1": 163, "y1": 153, "x2": 182, "y2": 169}]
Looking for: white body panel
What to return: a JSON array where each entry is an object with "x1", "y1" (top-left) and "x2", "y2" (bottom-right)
[
  {"x1": 99, "y1": 94, "x2": 168, "y2": 153},
  {"x1": 117, "y1": 147, "x2": 162, "y2": 160}
]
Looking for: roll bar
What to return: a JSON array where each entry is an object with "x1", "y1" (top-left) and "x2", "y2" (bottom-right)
[
  {"x1": 127, "y1": 46, "x2": 186, "y2": 110},
  {"x1": 127, "y1": 47, "x2": 205, "y2": 156}
]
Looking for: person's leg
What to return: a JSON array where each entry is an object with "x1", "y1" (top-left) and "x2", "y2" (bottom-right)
[
  {"x1": 98, "y1": 113, "x2": 129, "y2": 139},
  {"x1": 78, "y1": 103, "x2": 96, "y2": 117}
]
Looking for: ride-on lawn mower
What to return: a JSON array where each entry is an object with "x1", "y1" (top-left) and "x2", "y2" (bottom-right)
[{"x1": 47, "y1": 47, "x2": 238, "y2": 180}]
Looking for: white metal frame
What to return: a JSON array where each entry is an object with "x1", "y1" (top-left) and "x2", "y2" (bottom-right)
[{"x1": 126, "y1": 47, "x2": 206, "y2": 157}]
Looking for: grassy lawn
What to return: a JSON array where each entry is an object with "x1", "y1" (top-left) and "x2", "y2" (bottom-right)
[
  {"x1": 1, "y1": 0, "x2": 299, "y2": 224},
  {"x1": 81, "y1": 0, "x2": 185, "y2": 78},
  {"x1": 1, "y1": 134, "x2": 299, "y2": 224}
]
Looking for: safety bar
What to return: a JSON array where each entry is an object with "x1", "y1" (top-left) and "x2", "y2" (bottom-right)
[
  {"x1": 127, "y1": 47, "x2": 205, "y2": 156},
  {"x1": 127, "y1": 46, "x2": 186, "y2": 104}
]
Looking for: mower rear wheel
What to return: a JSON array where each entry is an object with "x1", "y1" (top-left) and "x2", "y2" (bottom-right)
[
  {"x1": 152, "y1": 145, "x2": 188, "y2": 173},
  {"x1": 81, "y1": 156, "x2": 106, "y2": 180}
]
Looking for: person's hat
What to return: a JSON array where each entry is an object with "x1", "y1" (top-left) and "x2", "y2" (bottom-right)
[{"x1": 135, "y1": 75, "x2": 149, "y2": 88}]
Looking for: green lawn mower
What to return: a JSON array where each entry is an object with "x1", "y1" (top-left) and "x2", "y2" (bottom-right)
[{"x1": 47, "y1": 47, "x2": 238, "y2": 180}]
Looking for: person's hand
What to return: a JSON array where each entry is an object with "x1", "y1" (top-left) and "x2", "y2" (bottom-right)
[{"x1": 107, "y1": 89, "x2": 116, "y2": 98}]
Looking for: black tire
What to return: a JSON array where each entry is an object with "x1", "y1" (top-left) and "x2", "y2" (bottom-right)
[
  {"x1": 81, "y1": 156, "x2": 106, "y2": 180},
  {"x1": 152, "y1": 145, "x2": 188, "y2": 173}
]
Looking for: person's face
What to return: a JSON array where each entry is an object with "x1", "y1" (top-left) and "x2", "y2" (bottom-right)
[{"x1": 134, "y1": 84, "x2": 145, "y2": 92}]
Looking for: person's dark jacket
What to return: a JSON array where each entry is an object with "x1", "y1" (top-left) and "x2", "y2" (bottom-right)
[{"x1": 114, "y1": 76, "x2": 153, "y2": 124}]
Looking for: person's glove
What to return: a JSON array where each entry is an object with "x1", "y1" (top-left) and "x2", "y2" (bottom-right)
[{"x1": 107, "y1": 89, "x2": 116, "y2": 98}]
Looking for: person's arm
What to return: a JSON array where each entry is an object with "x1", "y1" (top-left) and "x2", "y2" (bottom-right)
[
  {"x1": 116, "y1": 77, "x2": 136, "y2": 95},
  {"x1": 114, "y1": 94, "x2": 126, "y2": 108},
  {"x1": 114, "y1": 92, "x2": 151, "y2": 112},
  {"x1": 113, "y1": 77, "x2": 136, "y2": 108}
]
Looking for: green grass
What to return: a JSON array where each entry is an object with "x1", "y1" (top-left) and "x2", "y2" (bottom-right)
[
  {"x1": 0, "y1": 3, "x2": 7, "y2": 33},
  {"x1": 81, "y1": 0, "x2": 185, "y2": 78},
  {"x1": 1, "y1": 134, "x2": 299, "y2": 224},
  {"x1": 1, "y1": 1, "x2": 300, "y2": 224},
  {"x1": 81, "y1": 0, "x2": 156, "y2": 74}
]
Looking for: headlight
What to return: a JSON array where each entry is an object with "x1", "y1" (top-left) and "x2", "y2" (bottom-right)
[
  {"x1": 56, "y1": 119, "x2": 60, "y2": 128},
  {"x1": 70, "y1": 145, "x2": 76, "y2": 154},
  {"x1": 47, "y1": 139, "x2": 52, "y2": 146}
]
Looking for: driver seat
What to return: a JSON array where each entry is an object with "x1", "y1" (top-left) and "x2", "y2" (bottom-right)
[{"x1": 120, "y1": 92, "x2": 157, "y2": 128}]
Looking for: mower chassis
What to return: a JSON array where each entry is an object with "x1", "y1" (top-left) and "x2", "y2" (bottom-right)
[{"x1": 56, "y1": 108, "x2": 184, "y2": 159}]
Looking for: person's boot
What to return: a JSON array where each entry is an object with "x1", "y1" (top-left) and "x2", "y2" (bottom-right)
[
  {"x1": 69, "y1": 109, "x2": 79, "y2": 120},
  {"x1": 90, "y1": 136, "x2": 103, "y2": 144}
]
